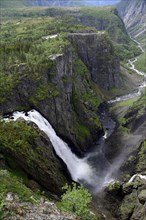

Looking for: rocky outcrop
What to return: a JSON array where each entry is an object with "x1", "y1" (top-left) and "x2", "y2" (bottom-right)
[
  {"x1": 2, "y1": 192, "x2": 77, "y2": 220},
  {"x1": 0, "y1": 120, "x2": 69, "y2": 196},
  {"x1": 104, "y1": 175, "x2": 146, "y2": 220}
]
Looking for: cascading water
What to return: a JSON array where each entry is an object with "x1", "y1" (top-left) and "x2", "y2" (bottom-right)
[
  {"x1": 12, "y1": 110, "x2": 93, "y2": 183},
  {"x1": 10, "y1": 110, "x2": 114, "y2": 194}
]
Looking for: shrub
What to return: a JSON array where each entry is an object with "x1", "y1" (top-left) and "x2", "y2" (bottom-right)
[
  {"x1": 58, "y1": 183, "x2": 96, "y2": 220},
  {"x1": 0, "y1": 193, "x2": 5, "y2": 219}
]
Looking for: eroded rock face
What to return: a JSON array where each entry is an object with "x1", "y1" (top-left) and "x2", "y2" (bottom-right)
[
  {"x1": 104, "y1": 176, "x2": 146, "y2": 220},
  {"x1": 69, "y1": 32, "x2": 120, "y2": 90}
]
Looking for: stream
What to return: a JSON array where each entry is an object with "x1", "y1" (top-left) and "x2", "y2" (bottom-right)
[
  {"x1": 4, "y1": 39, "x2": 146, "y2": 194},
  {"x1": 108, "y1": 40, "x2": 146, "y2": 104}
]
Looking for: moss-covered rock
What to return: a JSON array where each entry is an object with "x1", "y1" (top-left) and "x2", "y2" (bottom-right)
[
  {"x1": 0, "y1": 120, "x2": 69, "y2": 195},
  {"x1": 118, "y1": 190, "x2": 138, "y2": 219},
  {"x1": 138, "y1": 189, "x2": 146, "y2": 204}
]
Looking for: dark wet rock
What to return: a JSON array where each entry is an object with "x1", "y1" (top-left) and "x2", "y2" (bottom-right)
[
  {"x1": 26, "y1": 180, "x2": 42, "y2": 193},
  {"x1": 0, "y1": 153, "x2": 6, "y2": 169},
  {"x1": 118, "y1": 190, "x2": 138, "y2": 220},
  {"x1": 138, "y1": 189, "x2": 146, "y2": 204},
  {"x1": 102, "y1": 174, "x2": 146, "y2": 220}
]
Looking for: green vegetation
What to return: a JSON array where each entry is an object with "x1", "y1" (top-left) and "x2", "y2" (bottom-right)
[
  {"x1": 110, "y1": 97, "x2": 139, "y2": 112},
  {"x1": 0, "y1": 120, "x2": 57, "y2": 174},
  {"x1": 118, "y1": 117, "x2": 129, "y2": 133},
  {"x1": 58, "y1": 183, "x2": 96, "y2": 220},
  {"x1": 0, "y1": 170, "x2": 38, "y2": 202},
  {"x1": 0, "y1": 16, "x2": 72, "y2": 104},
  {"x1": 107, "y1": 181, "x2": 121, "y2": 193},
  {"x1": 110, "y1": 97, "x2": 139, "y2": 133},
  {"x1": 0, "y1": 169, "x2": 40, "y2": 219},
  {"x1": 128, "y1": 89, "x2": 146, "y2": 118},
  {"x1": 0, "y1": 5, "x2": 141, "y2": 106},
  {"x1": 137, "y1": 141, "x2": 146, "y2": 172},
  {"x1": 1, "y1": 5, "x2": 140, "y2": 63},
  {"x1": 138, "y1": 141, "x2": 146, "y2": 162},
  {"x1": 0, "y1": 120, "x2": 38, "y2": 156},
  {"x1": 80, "y1": 7, "x2": 128, "y2": 43},
  {"x1": 135, "y1": 52, "x2": 146, "y2": 73},
  {"x1": 79, "y1": 7, "x2": 141, "y2": 61},
  {"x1": 74, "y1": 57, "x2": 89, "y2": 77},
  {"x1": 0, "y1": 72, "x2": 18, "y2": 104},
  {"x1": 114, "y1": 41, "x2": 141, "y2": 62},
  {"x1": 29, "y1": 83, "x2": 60, "y2": 104},
  {"x1": 72, "y1": 84, "x2": 101, "y2": 144},
  {"x1": 75, "y1": 122, "x2": 91, "y2": 145}
]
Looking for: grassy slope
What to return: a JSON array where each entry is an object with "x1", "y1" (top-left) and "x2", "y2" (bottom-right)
[
  {"x1": 135, "y1": 52, "x2": 146, "y2": 73},
  {"x1": 1, "y1": 6, "x2": 141, "y2": 61}
]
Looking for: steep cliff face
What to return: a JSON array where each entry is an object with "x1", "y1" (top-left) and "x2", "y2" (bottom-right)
[
  {"x1": 117, "y1": 0, "x2": 146, "y2": 50},
  {"x1": 0, "y1": 32, "x2": 120, "y2": 154},
  {"x1": 69, "y1": 32, "x2": 120, "y2": 89},
  {"x1": 0, "y1": 120, "x2": 69, "y2": 195}
]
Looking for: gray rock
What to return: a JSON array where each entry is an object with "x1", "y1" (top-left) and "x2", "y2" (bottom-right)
[{"x1": 138, "y1": 190, "x2": 146, "y2": 204}]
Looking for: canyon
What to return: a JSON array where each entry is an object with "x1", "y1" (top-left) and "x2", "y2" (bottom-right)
[{"x1": 0, "y1": 0, "x2": 146, "y2": 219}]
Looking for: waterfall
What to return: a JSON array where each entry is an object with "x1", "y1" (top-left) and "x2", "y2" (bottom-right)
[
  {"x1": 12, "y1": 110, "x2": 94, "y2": 184},
  {"x1": 11, "y1": 109, "x2": 114, "y2": 193}
]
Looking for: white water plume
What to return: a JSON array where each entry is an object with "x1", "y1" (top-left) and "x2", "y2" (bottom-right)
[
  {"x1": 12, "y1": 110, "x2": 95, "y2": 185},
  {"x1": 10, "y1": 109, "x2": 115, "y2": 193}
]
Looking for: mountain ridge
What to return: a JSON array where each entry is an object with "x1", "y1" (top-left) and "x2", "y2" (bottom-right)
[
  {"x1": 117, "y1": 0, "x2": 146, "y2": 50},
  {"x1": 0, "y1": 0, "x2": 121, "y2": 7}
]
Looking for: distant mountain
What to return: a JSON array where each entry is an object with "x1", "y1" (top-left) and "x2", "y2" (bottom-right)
[
  {"x1": 117, "y1": 0, "x2": 146, "y2": 50},
  {"x1": 0, "y1": 0, "x2": 120, "y2": 7},
  {"x1": 27, "y1": 0, "x2": 120, "y2": 6}
]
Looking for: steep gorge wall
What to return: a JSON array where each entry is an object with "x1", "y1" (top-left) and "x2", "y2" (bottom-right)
[
  {"x1": 69, "y1": 32, "x2": 120, "y2": 89},
  {"x1": 117, "y1": 0, "x2": 146, "y2": 49},
  {"x1": 0, "y1": 33, "x2": 120, "y2": 154}
]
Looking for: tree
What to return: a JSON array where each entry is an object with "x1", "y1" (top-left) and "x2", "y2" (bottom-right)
[{"x1": 58, "y1": 183, "x2": 96, "y2": 220}]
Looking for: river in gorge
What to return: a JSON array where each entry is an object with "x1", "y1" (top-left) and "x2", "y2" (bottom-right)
[{"x1": 4, "y1": 39, "x2": 146, "y2": 194}]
